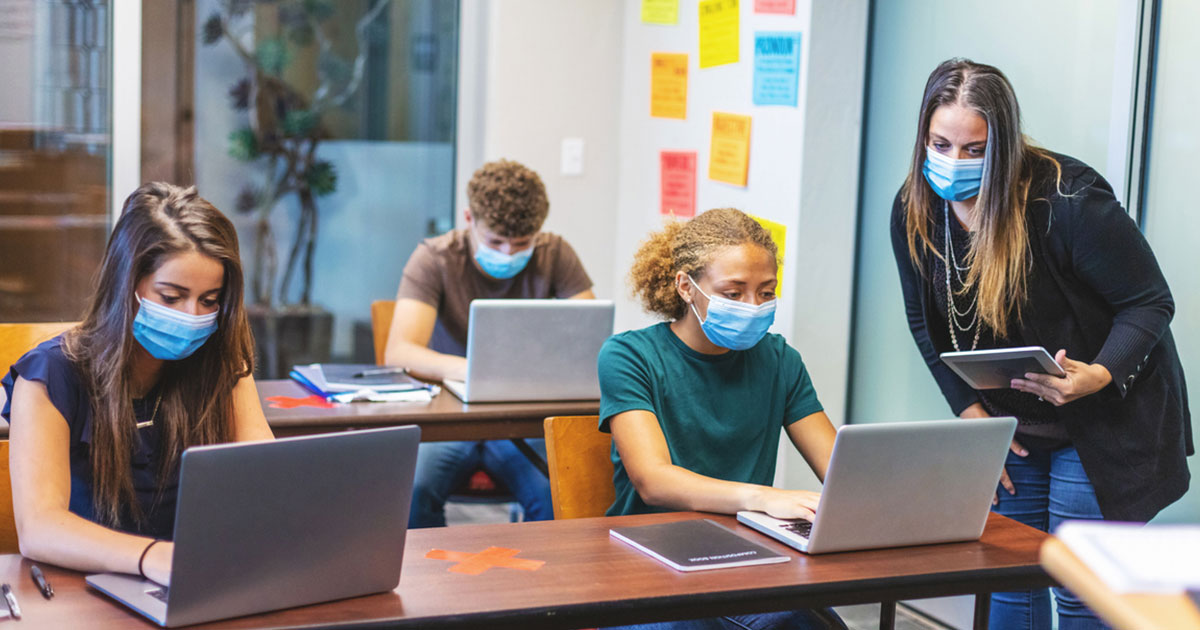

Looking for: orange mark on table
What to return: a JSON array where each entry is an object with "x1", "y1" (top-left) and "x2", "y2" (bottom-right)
[
  {"x1": 425, "y1": 546, "x2": 545, "y2": 575},
  {"x1": 265, "y1": 395, "x2": 336, "y2": 409}
]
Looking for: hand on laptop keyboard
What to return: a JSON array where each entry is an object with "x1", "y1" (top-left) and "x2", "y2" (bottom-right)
[{"x1": 756, "y1": 488, "x2": 821, "y2": 521}]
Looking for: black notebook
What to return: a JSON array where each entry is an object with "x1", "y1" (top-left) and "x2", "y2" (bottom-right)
[{"x1": 610, "y1": 519, "x2": 791, "y2": 572}]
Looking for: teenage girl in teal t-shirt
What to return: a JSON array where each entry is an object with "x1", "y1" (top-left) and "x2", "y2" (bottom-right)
[{"x1": 598, "y1": 208, "x2": 845, "y2": 630}]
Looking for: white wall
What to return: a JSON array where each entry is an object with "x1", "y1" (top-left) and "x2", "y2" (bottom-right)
[
  {"x1": 0, "y1": 0, "x2": 35, "y2": 123},
  {"x1": 456, "y1": 0, "x2": 624, "y2": 302}
]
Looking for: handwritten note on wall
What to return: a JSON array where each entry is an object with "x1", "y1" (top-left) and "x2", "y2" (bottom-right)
[
  {"x1": 641, "y1": 0, "x2": 678, "y2": 24},
  {"x1": 753, "y1": 32, "x2": 802, "y2": 106},
  {"x1": 650, "y1": 53, "x2": 688, "y2": 119},
  {"x1": 750, "y1": 214, "x2": 787, "y2": 295},
  {"x1": 660, "y1": 151, "x2": 698, "y2": 217},
  {"x1": 699, "y1": 0, "x2": 739, "y2": 69},
  {"x1": 754, "y1": 0, "x2": 796, "y2": 14},
  {"x1": 708, "y1": 112, "x2": 751, "y2": 187}
]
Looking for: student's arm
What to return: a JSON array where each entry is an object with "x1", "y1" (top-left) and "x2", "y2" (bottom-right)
[
  {"x1": 9, "y1": 377, "x2": 174, "y2": 585},
  {"x1": 609, "y1": 410, "x2": 821, "y2": 520},
  {"x1": 231, "y1": 375, "x2": 274, "y2": 441},
  {"x1": 783, "y1": 411, "x2": 837, "y2": 482},
  {"x1": 568, "y1": 289, "x2": 595, "y2": 299},
  {"x1": 383, "y1": 298, "x2": 467, "y2": 382}
]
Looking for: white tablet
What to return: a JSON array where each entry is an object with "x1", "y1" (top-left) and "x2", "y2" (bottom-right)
[{"x1": 939, "y1": 346, "x2": 1067, "y2": 390}]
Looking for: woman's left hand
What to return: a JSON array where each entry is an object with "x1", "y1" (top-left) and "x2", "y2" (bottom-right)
[{"x1": 1010, "y1": 349, "x2": 1112, "y2": 406}]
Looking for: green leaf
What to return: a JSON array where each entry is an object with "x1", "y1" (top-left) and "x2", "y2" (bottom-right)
[
  {"x1": 256, "y1": 38, "x2": 292, "y2": 75},
  {"x1": 281, "y1": 109, "x2": 318, "y2": 137},
  {"x1": 305, "y1": 160, "x2": 337, "y2": 196},
  {"x1": 228, "y1": 128, "x2": 260, "y2": 162}
]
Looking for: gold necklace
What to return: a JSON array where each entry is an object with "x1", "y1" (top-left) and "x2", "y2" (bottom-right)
[{"x1": 135, "y1": 394, "x2": 162, "y2": 430}]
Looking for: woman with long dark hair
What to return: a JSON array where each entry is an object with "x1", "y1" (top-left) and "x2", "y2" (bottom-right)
[
  {"x1": 892, "y1": 58, "x2": 1191, "y2": 629},
  {"x1": 2, "y1": 182, "x2": 274, "y2": 586}
]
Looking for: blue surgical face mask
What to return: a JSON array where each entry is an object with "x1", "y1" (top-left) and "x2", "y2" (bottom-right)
[
  {"x1": 923, "y1": 148, "x2": 984, "y2": 201},
  {"x1": 132, "y1": 294, "x2": 219, "y2": 360},
  {"x1": 686, "y1": 275, "x2": 776, "y2": 351},
  {"x1": 473, "y1": 237, "x2": 534, "y2": 280}
]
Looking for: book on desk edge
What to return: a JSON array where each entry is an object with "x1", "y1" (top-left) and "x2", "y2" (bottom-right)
[
  {"x1": 289, "y1": 363, "x2": 435, "y2": 402},
  {"x1": 610, "y1": 518, "x2": 790, "y2": 572}
]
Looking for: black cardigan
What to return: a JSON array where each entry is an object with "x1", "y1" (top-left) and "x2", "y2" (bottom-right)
[{"x1": 890, "y1": 153, "x2": 1192, "y2": 522}]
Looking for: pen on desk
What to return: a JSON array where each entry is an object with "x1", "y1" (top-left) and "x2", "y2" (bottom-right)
[
  {"x1": 2, "y1": 583, "x2": 20, "y2": 620},
  {"x1": 352, "y1": 367, "x2": 408, "y2": 378},
  {"x1": 30, "y1": 565, "x2": 52, "y2": 600}
]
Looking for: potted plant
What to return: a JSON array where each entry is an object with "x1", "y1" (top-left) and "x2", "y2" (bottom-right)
[{"x1": 200, "y1": 0, "x2": 391, "y2": 377}]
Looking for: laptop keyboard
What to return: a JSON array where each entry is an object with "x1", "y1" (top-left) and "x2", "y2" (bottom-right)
[
  {"x1": 146, "y1": 587, "x2": 169, "y2": 603},
  {"x1": 780, "y1": 519, "x2": 813, "y2": 539}
]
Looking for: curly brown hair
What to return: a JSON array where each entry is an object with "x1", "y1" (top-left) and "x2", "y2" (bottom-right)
[
  {"x1": 629, "y1": 208, "x2": 779, "y2": 320},
  {"x1": 466, "y1": 159, "x2": 549, "y2": 237}
]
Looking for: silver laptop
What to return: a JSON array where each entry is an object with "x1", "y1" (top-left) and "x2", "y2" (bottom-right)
[
  {"x1": 738, "y1": 417, "x2": 1016, "y2": 554},
  {"x1": 86, "y1": 425, "x2": 421, "y2": 627},
  {"x1": 443, "y1": 299, "x2": 615, "y2": 402}
]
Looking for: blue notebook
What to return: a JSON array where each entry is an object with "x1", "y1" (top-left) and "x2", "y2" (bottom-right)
[{"x1": 290, "y1": 363, "x2": 433, "y2": 402}]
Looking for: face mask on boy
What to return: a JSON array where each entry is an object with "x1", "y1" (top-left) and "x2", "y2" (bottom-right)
[
  {"x1": 686, "y1": 275, "x2": 776, "y2": 351},
  {"x1": 473, "y1": 240, "x2": 534, "y2": 279}
]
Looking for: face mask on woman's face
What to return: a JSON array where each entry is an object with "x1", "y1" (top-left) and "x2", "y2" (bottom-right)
[
  {"x1": 132, "y1": 294, "x2": 219, "y2": 360},
  {"x1": 686, "y1": 275, "x2": 776, "y2": 351},
  {"x1": 923, "y1": 147, "x2": 984, "y2": 202}
]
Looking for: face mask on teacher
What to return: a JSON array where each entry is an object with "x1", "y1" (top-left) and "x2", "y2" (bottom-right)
[
  {"x1": 132, "y1": 294, "x2": 219, "y2": 360},
  {"x1": 686, "y1": 275, "x2": 776, "y2": 351},
  {"x1": 923, "y1": 148, "x2": 984, "y2": 201}
]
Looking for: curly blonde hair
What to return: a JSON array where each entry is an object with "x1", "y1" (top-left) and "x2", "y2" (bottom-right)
[
  {"x1": 629, "y1": 208, "x2": 779, "y2": 320},
  {"x1": 466, "y1": 159, "x2": 549, "y2": 237}
]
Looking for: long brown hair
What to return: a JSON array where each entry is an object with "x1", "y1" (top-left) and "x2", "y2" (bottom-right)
[
  {"x1": 61, "y1": 182, "x2": 255, "y2": 529},
  {"x1": 629, "y1": 208, "x2": 779, "y2": 320},
  {"x1": 901, "y1": 58, "x2": 1061, "y2": 336}
]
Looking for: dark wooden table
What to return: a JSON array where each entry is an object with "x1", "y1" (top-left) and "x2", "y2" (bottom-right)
[
  {"x1": 258, "y1": 379, "x2": 599, "y2": 441},
  {"x1": 2, "y1": 511, "x2": 1052, "y2": 629}
]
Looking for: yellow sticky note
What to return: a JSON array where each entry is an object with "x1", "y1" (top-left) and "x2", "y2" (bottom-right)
[
  {"x1": 650, "y1": 53, "x2": 688, "y2": 119},
  {"x1": 708, "y1": 112, "x2": 751, "y2": 187},
  {"x1": 699, "y1": 0, "x2": 739, "y2": 68},
  {"x1": 750, "y1": 214, "x2": 786, "y2": 295},
  {"x1": 641, "y1": 0, "x2": 678, "y2": 24}
]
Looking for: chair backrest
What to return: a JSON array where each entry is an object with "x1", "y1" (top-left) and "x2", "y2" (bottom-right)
[
  {"x1": 0, "y1": 441, "x2": 14, "y2": 553},
  {"x1": 543, "y1": 415, "x2": 613, "y2": 519},
  {"x1": 0, "y1": 322, "x2": 77, "y2": 375},
  {"x1": 369, "y1": 300, "x2": 396, "y2": 367}
]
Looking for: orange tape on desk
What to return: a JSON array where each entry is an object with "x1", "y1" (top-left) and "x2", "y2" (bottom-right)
[
  {"x1": 425, "y1": 546, "x2": 545, "y2": 575},
  {"x1": 265, "y1": 395, "x2": 336, "y2": 409}
]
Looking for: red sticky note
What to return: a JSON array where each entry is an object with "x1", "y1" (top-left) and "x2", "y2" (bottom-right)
[
  {"x1": 660, "y1": 151, "x2": 697, "y2": 218},
  {"x1": 755, "y1": 0, "x2": 795, "y2": 14}
]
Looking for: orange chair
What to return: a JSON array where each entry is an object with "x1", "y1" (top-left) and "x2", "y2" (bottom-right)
[{"x1": 543, "y1": 415, "x2": 612, "y2": 519}]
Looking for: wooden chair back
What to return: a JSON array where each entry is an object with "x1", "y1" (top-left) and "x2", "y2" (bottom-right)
[
  {"x1": 0, "y1": 322, "x2": 76, "y2": 375},
  {"x1": 370, "y1": 300, "x2": 396, "y2": 367},
  {"x1": 543, "y1": 415, "x2": 613, "y2": 519},
  {"x1": 0, "y1": 441, "x2": 14, "y2": 553}
]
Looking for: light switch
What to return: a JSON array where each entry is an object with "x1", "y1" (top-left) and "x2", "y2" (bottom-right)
[{"x1": 561, "y1": 137, "x2": 584, "y2": 176}]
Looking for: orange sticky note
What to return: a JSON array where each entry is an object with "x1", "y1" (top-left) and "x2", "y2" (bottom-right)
[
  {"x1": 708, "y1": 112, "x2": 751, "y2": 187},
  {"x1": 699, "y1": 0, "x2": 739, "y2": 69},
  {"x1": 650, "y1": 53, "x2": 688, "y2": 119},
  {"x1": 660, "y1": 151, "x2": 697, "y2": 217}
]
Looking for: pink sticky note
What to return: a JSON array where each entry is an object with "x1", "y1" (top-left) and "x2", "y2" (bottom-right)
[
  {"x1": 755, "y1": 0, "x2": 795, "y2": 14},
  {"x1": 660, "y1": 151, "x2": 697, "y2": 218}
]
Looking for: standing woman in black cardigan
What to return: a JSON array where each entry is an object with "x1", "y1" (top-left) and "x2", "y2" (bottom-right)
[{"x1": 891, "y1": 58, "x2": 1191, "y2": 630}]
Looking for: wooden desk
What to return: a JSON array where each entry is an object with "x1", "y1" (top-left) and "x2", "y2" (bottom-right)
[
  {"x1": 258, "y1": 379, "x2": 598, "y2": 442},
  {"x1": 3, "y1": 512, "x2": 1051, "y2": 629},
  {"x1": 1040, "y1": 537, "x2": 1200, "y2": 629}
]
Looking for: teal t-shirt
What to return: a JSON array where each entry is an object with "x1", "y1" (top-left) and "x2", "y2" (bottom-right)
[{"x1": 597, "y1": 322, "x2": 823, "y2": 516}]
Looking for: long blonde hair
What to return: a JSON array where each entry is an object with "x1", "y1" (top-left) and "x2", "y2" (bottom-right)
[
  {"x1": 902, "y1": 58, "x2": 1061, "y2": 336},
  {"x1": 62, "y1": 183, "x2": 254, "y2": 529}
]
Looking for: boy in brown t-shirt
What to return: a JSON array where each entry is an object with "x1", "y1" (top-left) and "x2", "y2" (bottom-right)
[{"x1": 387, "y1": 159, "x2": 593, "y2": 527}]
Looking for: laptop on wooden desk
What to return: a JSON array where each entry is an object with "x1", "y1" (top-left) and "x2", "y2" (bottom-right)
[
  {"x1": 442, "y1": 299, "x2": 615, "y2": 403},
  {"x1": 86, "y1": 426, "x2": 420, "y2": 627}
]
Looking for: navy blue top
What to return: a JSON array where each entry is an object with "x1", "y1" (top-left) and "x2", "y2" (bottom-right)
[{"x1": 2, "y1": 336, "x2": 178, "y2": 539}]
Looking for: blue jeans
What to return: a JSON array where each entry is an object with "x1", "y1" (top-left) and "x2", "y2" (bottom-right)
[
  {"x1": 408, "y1": 439, "x2": 553, "y2": 528},
  {"x1": 603, "y1": 608, "x2": 845, "y2": 630},
  {"x1": 991, "y1": 444, "x2": 1109, "y2": 630}
]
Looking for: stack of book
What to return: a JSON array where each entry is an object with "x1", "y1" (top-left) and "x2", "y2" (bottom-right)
[{"x1": 289, "y1": 364, "x2": 436, "y2": 403}]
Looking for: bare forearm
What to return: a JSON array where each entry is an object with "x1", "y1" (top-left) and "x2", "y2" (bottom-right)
[
  {"x1": 633, "y1": 463, "x2": 775, "y2": 515},
  {"x1": 385, "y1": 341, "x2": 467, "y2": 382},
  {"x1": 19, "y1": 509, "x2": 155, "y2": 576}
]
